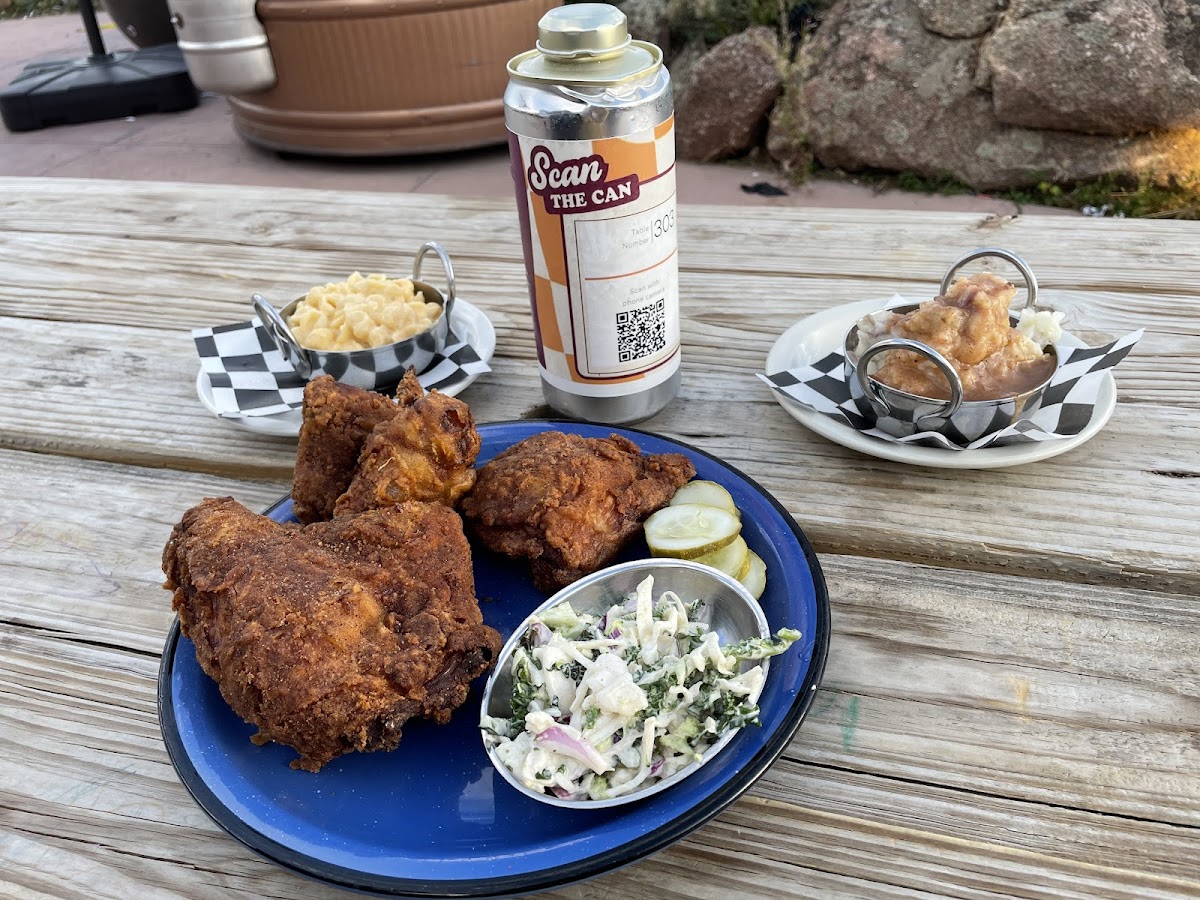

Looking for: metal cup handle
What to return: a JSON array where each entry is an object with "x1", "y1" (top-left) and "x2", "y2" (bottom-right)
[
  {"x1": 856, "y1": 338, "x2": 964, "y2": 423},
  {"x1": 412, "y1": 241, "x2": 456, "y2": 322},
  {"x1": 940, "y1": 247, "x2": 1038, "y2": 309},
  {"x1": 252, "y1": 292, "x2": 313, "y2": 378}
]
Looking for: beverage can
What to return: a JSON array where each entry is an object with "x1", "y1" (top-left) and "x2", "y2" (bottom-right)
[{"x1": 505, "y1": 3, "x2": 679, "y2": 424}]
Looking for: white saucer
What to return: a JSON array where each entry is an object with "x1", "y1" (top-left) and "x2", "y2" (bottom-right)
[
  {"x1": 196, "y1": 299, "x2": 497, "y2": 438},
  {"x1": 764, "y1": 298, "x2": 1117, "y2": 470}
]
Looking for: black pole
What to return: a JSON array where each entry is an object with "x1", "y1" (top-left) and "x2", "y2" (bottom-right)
[{"x1": 78, "y1": 0, "x2": 110, "y2": 60}]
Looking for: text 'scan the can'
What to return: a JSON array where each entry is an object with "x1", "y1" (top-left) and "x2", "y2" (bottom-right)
[{"x1": 505, "y1": 3, "x2": 679, "y2": 424}]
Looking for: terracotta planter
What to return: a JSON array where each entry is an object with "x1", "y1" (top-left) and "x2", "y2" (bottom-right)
[{"x1": 228, "y1": 0, "x2": 560, "y2": 156}]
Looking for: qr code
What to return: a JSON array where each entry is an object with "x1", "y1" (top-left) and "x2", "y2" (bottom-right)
[{"x1": 616, "y1": 299, "x2": 666, "y2": 363}]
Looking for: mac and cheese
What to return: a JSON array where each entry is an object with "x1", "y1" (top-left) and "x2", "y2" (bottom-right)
[{"x1": 288, "y1": 272, "x2": 442, "y2": 352}]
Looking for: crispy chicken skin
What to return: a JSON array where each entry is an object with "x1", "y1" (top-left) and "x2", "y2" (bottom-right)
[
  {"x1": 291, "y1": 371, "x2": 478, "y2": 522},
  {"x1": 291, "y1": 375, "x2": 415, "y2": 523},
  {"x1": 460, "y1": 432, "x2": 695, "y2": 592},
  {"x1": 333, "y1": 385, "x2": 480, "y2": 517},
  {"x1": 162, "y1": 497, "x2": 501, "y2": 772}
]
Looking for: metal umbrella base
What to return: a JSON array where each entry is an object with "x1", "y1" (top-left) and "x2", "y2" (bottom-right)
[{"x1": 0, "y1": 1, "x2": 197, "y2": 133}]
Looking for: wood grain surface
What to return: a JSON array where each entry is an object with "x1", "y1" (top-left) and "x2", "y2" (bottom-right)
[{"x1": 1, "y1": 177, "x2": 1197, "y2": 899}]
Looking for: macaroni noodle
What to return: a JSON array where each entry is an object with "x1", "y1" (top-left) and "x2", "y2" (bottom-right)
[{"x1": 287, "y1": 272, "x2": 442, "y2": 352}]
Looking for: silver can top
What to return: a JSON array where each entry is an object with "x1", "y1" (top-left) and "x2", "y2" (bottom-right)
[
  {"x1": 508, "y1": 2, "x2": 662, "y2": 86},
  {"x1": 536, "y1": 3, "x2": 630, "y2": 58}
]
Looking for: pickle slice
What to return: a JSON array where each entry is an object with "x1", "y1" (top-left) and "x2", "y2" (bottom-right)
[
  {"x1": 739, "y1": 550, "x2": 767, "y2": 600},
  {"x1": 644, "y1": 503, "x2": 742, "y2": 560},
  {"x1": 668, "y1": 480, "x2": 740, "y2": 518},
  {"x1": 694, "y1": 536, "x2": 751, "y2": 580}
]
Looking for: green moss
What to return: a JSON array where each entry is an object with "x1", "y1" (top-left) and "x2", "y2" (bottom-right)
[
  {"x1": 894, "y1": 170, "x2": 973, "y2": 196},
  {"x1": 668, "y1": 0, "x2": 782, "y2": 44},
  {"x1": 1000, "y1": 173, "x2": 1200, "y2": 220},
  {"x1": 830, "y1": 167, "x2": 1200, "y2": 219},
  {"x1": 0, "y1": 0, "x2": 78, "y2": 19}
]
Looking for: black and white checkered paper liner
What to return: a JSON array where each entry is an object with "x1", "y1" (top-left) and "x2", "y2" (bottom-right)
[
  {"x1": 194, "y1": 316, "x2": 491, "y2": 418},
  {"x1": 758, "y1": 330, "x2": 1142, "y2": 450}
]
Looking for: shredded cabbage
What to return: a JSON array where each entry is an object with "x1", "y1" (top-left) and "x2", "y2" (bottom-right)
[{"x1": 481, "y1": 575, "x2": 800, "y2": 801}]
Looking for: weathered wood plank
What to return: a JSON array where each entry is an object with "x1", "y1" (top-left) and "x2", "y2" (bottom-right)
[
  {"x1": 744, "y1": 769, "x2": 1200, "y2": 887},
  {"x1": 1, "y1": 625, "x2": 1196, "y2": 900},
  {"x1": 2, "y1": 178, "x2": 1200, "y2": 295},
  {"x1": 0, "y1": 229, "x2": 1194, "y2": 406},
  {"x1": 0, "y1": 449, "x2": 285, "y2": 654},
  {"x1": 2, "y1": 318, "x2": 1198, "y2": 590},
  {"x1": 2, "y1": 449, "x2": 1197, "y2": 826},
  {"x1": 739, "y1": 400, "x2": 1200, "y2": 592},
  {"x1": 3, "y1": 223, "x2": 1198, "y2": 341},
  {"x1": 789, "y1": 557, "x2": 1200, "y2": 827}
]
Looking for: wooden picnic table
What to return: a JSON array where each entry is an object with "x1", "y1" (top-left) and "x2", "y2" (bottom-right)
[{"x1": 1, "y1": 176, "x2": 1197, "y2": 899}]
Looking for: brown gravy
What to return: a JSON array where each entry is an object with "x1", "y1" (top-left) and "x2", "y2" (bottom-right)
[
  {"x1": 862, "y1": 273, "x2": 1058, "y2": 401},
  {"x1": 873, "y1": 346, "x2": 1057, "y2": 401}
]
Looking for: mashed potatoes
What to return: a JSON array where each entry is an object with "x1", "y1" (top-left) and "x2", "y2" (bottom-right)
[
  {"x1": 1016, "y1": 307, "x2": 1065, "y2": 348},
  {"x1": 287, "y1": 272, "x2": 442, "y2": 352}
]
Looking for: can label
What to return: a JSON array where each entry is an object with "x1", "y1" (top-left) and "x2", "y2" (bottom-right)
[{"x1": 511, "y1": 117, "x2": 679, "y2": 398}]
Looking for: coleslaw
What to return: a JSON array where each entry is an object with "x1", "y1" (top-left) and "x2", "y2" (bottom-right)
[{"x1": 481, "y1": 575, "x2": 799, "y2": 802}]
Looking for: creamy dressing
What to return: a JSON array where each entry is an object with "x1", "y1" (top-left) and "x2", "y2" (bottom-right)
[{"x1": 481, "y1": 575, "x2": 800, "y2": 802}]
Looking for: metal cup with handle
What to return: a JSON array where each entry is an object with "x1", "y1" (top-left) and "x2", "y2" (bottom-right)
[
  {"x1": 854, "y1": 337, "x2": 964, "y2": 433},
  {"x1": 940, "y1": 247, "x2": 1038, "y2": 309},
  {"x1": 843, "y1": 247, "x2": 1056, "y2": 442},
  {"x1": 252, "y1": 241, "x2": 457, "y2": 390}
]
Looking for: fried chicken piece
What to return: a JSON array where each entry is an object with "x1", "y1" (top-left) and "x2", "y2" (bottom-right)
[
  {"x1": 162, "y1": 497, "x2": 501, "y2": 772},
  {"x1": 873, "y1": 272, "x2": 1053, "y2": 400},
  {"x1": 460, "y1": 432, "x2": 695, "y2": 592},
  {"x1": 291, "y1": 374, "x2": 420, "y2": 523},
  {"x1": 291, "y1": 371, "x2": 478, "y2": 522},
  {"x1": 333, "y1": 385, "x2": 480, "y2": 517}
]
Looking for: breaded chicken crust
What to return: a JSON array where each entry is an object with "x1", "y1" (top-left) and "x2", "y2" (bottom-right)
[
  {"x1": 290, "y1": 375, "x2": 413, "y2": 523},
  {"x1": 334, "y1": 386, "x2": 480, "y2": 516},
  {"x1": 162, "y1": 497, "x2": 501, "y2": 772},
  {"x1": 291, "y1": 371, "x2": 478, "y2": 522},
  {"x1": 460, "y1": 432, "x2": 695, "y2": 592}
]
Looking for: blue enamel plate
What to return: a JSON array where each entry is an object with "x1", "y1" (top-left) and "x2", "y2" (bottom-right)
[{"x1": 158, "y1": 421, "x2": 830, "y2": 897}]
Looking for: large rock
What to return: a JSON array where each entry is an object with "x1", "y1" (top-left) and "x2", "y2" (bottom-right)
[
  {"x1": 981, "y1": 0, "x2": 1200, "y2": 135},
  {"x1": 675, "y1": 26, "x2": 782, "y2": 162},
  {"x1": 616, "y1": 0, "x2": 670, "y2": 50},
  {"x1": 781, "y1": 0, "x2": 1200, "y2": 189},
  {"x1": 667, "y1": 39, "x2": 708, "y2": 105}
]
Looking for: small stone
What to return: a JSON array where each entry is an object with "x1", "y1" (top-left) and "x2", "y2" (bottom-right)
[{"x1": 915, "y1": 0, "x2": 1003, "y2": 38}]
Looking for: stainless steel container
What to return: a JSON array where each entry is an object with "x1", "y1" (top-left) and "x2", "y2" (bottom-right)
[
  {"x1": 505, "y1": 3, "x2": 680, "y2": 424},
  {"x1": 251, "y1": 242, "x2": 455, "y2": 391},
  {"x1": 167, "y1": 0, "x2": 276, "y2": 94},
  {"x1": 480, "y1": 558, "x2": 770, "y2": 808},
  {"x1": 845, "y1": 313, "x2": 1059, "y2": 442},
  {"x1": 843, "y1": 248, "x2": 1059, "y2": 442}
]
